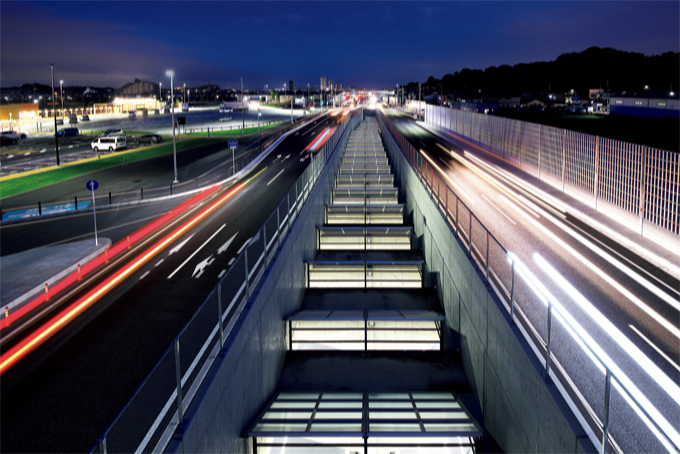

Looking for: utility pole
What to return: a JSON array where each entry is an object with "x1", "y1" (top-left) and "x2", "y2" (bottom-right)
[{"x1": 51, "y1": 64, "x2": 60, "y2": 166}]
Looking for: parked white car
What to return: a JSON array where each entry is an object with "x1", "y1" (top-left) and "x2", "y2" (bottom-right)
[
  {"x1": 0, "y1": 130, "x2": 27, "y2": 140},
  {"x1": 91, "y1": 136, "x2": 127, "y2": 151}
]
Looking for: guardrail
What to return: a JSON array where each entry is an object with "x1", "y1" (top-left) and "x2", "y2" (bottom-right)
[
  {"x1": 422, "y1": 104, "x2": 679, "y2": 237},
  {"x1": 1, "y1": 114, "x2": 322, "y2": 222},
  {"x1": 377, "y1": 109, "x2": 678, "y2": 453},
  {"x1": 90, "y1": 110, "x2": 361, "y2": 454}
]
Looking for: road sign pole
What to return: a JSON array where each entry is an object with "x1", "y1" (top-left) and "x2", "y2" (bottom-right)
[
  {"x1": 91, "y1": 188, "x2": 98, "y2": 245},
  {"x1": 231, "y1": 147, "x2": 235, "y2": 174}
]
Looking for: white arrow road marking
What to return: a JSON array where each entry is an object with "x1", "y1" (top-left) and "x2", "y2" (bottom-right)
[
  {"x1": 169, "y1": 234, "x2": 195, "y2": 255},
  {"x1": 192, "y1": 255, "x2": 215, "y2": 279},
  {"x1": 167, "y1": 225, "x2": 225, "y2": 279},
  {"x1": 218, "y1": 232, "x2": 238, "y2": 255}
]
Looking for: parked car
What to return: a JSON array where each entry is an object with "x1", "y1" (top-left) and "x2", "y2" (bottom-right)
[
  {"x1": 218, "y1": 116, "x2": 232, "y2": 122},
  {"x1": 0, "y1": 130, "x2": 27, "y2": 140},
  {"x1": 102, "y1": 128, "x2": 124, "y2": 137},
  {"x1": 129, "y1": 111, "x2": 136, "y2": 119},
  {"x1": 91, "y1": 136, "x2": 126, "y2": 151},
  {"x1": 69, "y1": 114, "x2": 78, "y2": 124},
  {"x1": 81, "y1": 115, "x2": 90, "y2": 121},
  {"x1": 135, "y1": 134, "x2": 163, "y2": 144},
  {"x1": 0, "y1": 136, "x2": 18, "y2": 146},
  {"x1": 57, "y1": 127, "x2": 79, "y2": 137},
  {"x1": 56, "y1": 119, "x2": 64, "y2": 125}
]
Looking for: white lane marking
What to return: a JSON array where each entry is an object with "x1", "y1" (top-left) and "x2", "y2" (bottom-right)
[
  {"x1": 419, "y1": 139, "x2": 427, "y2": 148},
  {"x1": 155, "y1": 259, "x2": 164, "y2": 267},
  {"x1": 267, "y1": 169, "x2": 285, "y2": 186},
  {"x1": 139, "y1": 271, "x2": 150, "y2": 280},
  {"x1": 217, "y1": 232, "x2": 238, "y2": 254},
  {"x1": 167, "y1": 225, "x2": 226, "y2": 279},
  {"x1": 218, "y1": 269, "x2": 226, "y2": 279},
  {"x1": 295, "y1": 132, "x2": 299, "y2": 136},
  {"x1": 192, "y1": 255, "x2": 215, "y2": 278},
  {"x1": 68, "y1": 145, "x2": 74, "y2": 149},
  {"x1": 7, "y1": 154, "x2": 14, "y2": 159},
  {"x1": 40, "y1": 149, "x2": 46, "y2": 153},
  {"x1": 25, "y1": 152, "x2": 31, "y2": 156},
  {"x1": 302, "y1": 128, "x2": 314, "y2": 136},
  {"x1": 228, "y1": 257, "x2": 236, "y2": 266},
  {"x1": 481, "y1": 193, "x2": 516, "y2": 225},
  {"x1": 438, "y1": 156, "x2": 452, "y2": 170},
  {"x1": 169, "y1": 233, "x2": 195, "y2": 256},
  {"x1": 629, "y1": 324, "x2": 680, "y2": 373}
]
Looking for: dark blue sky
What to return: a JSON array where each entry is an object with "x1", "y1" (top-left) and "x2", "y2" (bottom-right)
[{"x1": 1, "y1": 1, "x2": 678, "y2": 90}]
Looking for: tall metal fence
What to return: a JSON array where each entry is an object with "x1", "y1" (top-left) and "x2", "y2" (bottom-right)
[
  {"x1": 377, "y1": 109, "x2": 678, "y2": 453},
  {"x1": 422, "y1": 104, "x2": 679, "y2": 236},
  {"x1": 91, "y1": 111, "x2": 361, "y2": 454}
]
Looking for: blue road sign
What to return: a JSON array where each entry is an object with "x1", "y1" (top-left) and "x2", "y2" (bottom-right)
[
  {"x1": 86, "y1": 179, "x2": 99, "y2": 191},
  {"x1": 228, "y1": 140, "x2": 238, "y2": 148}
]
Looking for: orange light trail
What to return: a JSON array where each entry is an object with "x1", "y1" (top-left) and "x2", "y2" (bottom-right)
[
  {"x1": 1, "y1": 186, "x2": 221, "y2": 330},
  {"x1": 0, "y1": 182, "x2": 247, "y2": 374}
]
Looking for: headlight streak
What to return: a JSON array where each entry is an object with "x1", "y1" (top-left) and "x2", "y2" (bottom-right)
[
  {"x1": 533, "y1": 253, "x2": 680, "y2": 450},
  {"x1": 1, "y1": 185, "x2": 222, "y2": 331},
  {"x1": 444, "y1": 146, "x2": 542, "y2": 219},
  {"x1": 503, "y1": 190, "x2": 680, "y2": 341},
  {"x1": 417, "y1": 148, "x2": 475, "y2": 206},
  {"x1": 0, "y1": 180, "x2": 253, "y2": 374}
]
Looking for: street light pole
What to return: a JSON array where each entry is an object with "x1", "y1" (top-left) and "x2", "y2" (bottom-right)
[
  {"x1": 159, "y1": 82, "x2": 162, "y2": 108},
  {"x1": 60, "y1": 80, "x2": 64, "y2": 117},
  {"x1": 241, "y1": 77, "x2": 244, "y2": 135},
  {"x1": 183, "y1": 83, "x2": 186, "y2": 105},
  {"x1": 51, "y1": 64, "x2": 60, "y2": 166},
  {"x1": 166, "y1": 70, "x2": 178, "y2": 183}
]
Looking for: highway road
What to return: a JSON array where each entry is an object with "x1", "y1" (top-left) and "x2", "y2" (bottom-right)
[
  {"x1": 0, "y1": 111, "x2": 347, "y2": 452},
  {"x1": 384, "y1": 110, "x2": 680, "y2": 452}
]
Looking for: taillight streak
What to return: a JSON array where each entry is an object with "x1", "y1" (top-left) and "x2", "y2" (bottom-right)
[
  {"x1": 0, "y1": 182, "x2": 245, "y2": 374},
  {"x1": 1, "y1": 185, "x2": 221, "y2": 331}
]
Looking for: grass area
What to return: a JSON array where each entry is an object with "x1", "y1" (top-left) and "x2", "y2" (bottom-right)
[
  {"x1": 185, "y1": 123, "x2": 279, "y2": 137},
  {"x1": 0, "y1": 138, "x2": 214, "y2": 199},
  {"x1": 82, "y1": 130, "x2": 159, "y2": 136}
]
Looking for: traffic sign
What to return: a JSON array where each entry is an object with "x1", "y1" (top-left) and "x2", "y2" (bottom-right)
[
  {"x1": 86, "y1": 179, "x2": 99, "y2": 191},
  {"x1": 228, "y1": 140, "x2": 238, "y2": 148}
]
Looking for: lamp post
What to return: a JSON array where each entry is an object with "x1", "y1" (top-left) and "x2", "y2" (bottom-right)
[
  {"x1": 159, "y1": 82, "x2": 162, "y2": 106},
  {"x1": 258, "y1": 112, "x2": 261, "y2": 131},
  {"x1": 307, "y1": 83, "x2": 310, "y2": 114},
  {"x1": 183, "y1": 83, "x2": 186, "y2": 104},
  {"x1": 60, "y1": 80, "x2": 64, "y2": 117},
  {"x1": 51, "y1": 64, "x2": 60, "y2": 166},
  {"x1": 241, "y1": 77, "x2": 244, "y2": 135},
  {"x1": 166, "y1": 70, "x2": 178, "y2": 183}
]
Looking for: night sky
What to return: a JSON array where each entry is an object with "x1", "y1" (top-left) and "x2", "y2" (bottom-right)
[{"x1": 1, "y1": 1, "x2": 678, "y2": 90}]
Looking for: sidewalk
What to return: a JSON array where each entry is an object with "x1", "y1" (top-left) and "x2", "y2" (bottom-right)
[{"x1": 0, "y1": 238, "x2": 111, "y2": 317}]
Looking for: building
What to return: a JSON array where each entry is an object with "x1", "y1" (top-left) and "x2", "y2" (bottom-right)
[
  {"x1": 288, "y1": 80, "x2": 294, "y2": 92},
  {"x1": 320, "y1": 76, "x2": 327, "y2": 91},
  {"x1": 610, "y1": 95, "x2": 679, "y2": 118},
  {"x1": 328, "y1": 79, "x2": 333, "y2": 92},
  {"x1": 118, "y1": 78, "x2": 160, "y2": 97}
]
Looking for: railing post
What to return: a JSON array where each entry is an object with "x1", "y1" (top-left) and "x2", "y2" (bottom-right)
[
  {"x1": 217, "y1": 284, "x2": 224, "y2": 349},
  {"x1": 538, "y1": 124, "x2": 542, "y2": 179},
  {"x1": 174, "y1": 339, "x2": 184, "y2": 428},
  {"x1": 545, "y1": 303, "x2": 553, "y2": 380},
  {"x1": 561, "y1": 129, "x2": 566, "y2": 192},
  {"x1": 594, "y1": 135, "x2": 600, "y2": 209},
  {"x1": 244, "y1": 247, "x2": 251, "y2": 298},
  {"x1": 602, "y1": 369, "x2": 612, "y2": 454},
  {"x1": 485, "y1": 231, "x2": 490, "y2": 284},
  {"x1": 468, "y1": 210, "x2": 472, "y2": 257},
  {"x1": 510, "y1": 259, "x2": 515, "y2": 322},
  {"x1": 98, "y1": 437, "x2": 107, "y2": 454},
  {"x1": 639, "y1": 146, "x2": 647, "y2": 236}
]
